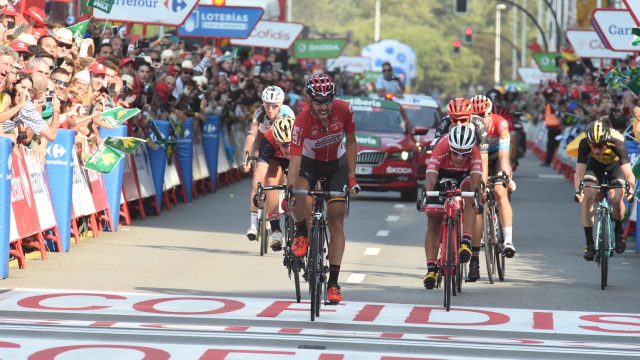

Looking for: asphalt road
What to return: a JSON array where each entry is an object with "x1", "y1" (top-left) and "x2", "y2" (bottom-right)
[{"x1": 0, "y1": 153, "x2": 638, "y2": 359}]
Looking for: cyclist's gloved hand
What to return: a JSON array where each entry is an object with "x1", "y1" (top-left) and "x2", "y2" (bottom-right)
[
  {"x1": 574, "y1": 191, "x2": 583, "y2": 203},
  {"x1": 349, "y1": 176, "x2": 361, "y2": 195},
  {"x1": 287, "y1": 187, "x2": 297, "y2": 207},
  {"x1": 508, "y1": 180, "x2": 517, "y2": 193}
]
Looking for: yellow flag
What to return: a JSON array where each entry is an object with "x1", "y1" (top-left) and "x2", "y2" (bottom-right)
[{"x1": 566, "y1": 132, "x2": 585, "y2": 159}]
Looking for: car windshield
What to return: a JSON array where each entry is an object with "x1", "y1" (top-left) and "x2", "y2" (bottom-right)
[
  {"x1": 353, "y1": 107, "x2": 406, "y2": 133},
  {"x1": 402, "y1": 105, "x2": 440, "y2": 128}
]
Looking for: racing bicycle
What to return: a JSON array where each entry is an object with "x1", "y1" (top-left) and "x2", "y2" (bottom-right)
[
  {"x1": 579, "y1": 173, "x2": 629, "y2": 290},
  {"x1": 289, "y1": 182, "x2": 350, "y2": 321},
  {"x1": 482, "y1": 174, "x2": 509, "y2": 283},
  {"x1": 420, "y1": 178, "x2": 478, "y2": 311}
]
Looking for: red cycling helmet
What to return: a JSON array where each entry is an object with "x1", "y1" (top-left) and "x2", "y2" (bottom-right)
[
  {"x1": 306, "y1": 73, "x2": 335, "y2": 97},
  {"x1": 446, "y1": 97, "x2": 472, "y2": 117},
  {"x1": 470, "y1": 95, "x2": 493, "y2": 116}
]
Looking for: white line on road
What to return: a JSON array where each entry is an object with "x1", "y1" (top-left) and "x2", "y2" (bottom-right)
[
  {"x1": 537, "y1": 174, "x2": 565, "y2": 180},
  {"x1": 364, "y1": 247, "x2": 381, "y2": 256},
  {"x1": 386, "y1": 215, "x2": 400, "y2": 222},
  {"x1": 394, "y1": 204, "x2": 405, "y2": 209},
  {"x1": 345, "y1": 273, "x2": 366, "y2": 283},
  {"x1": 376, "y1": 230, "x2": 389, "y2": 237}
]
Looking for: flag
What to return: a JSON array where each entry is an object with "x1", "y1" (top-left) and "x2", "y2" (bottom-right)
[
  {"x1": 149, "y1": 120, "x2": 167, "y2": 143},
  {"x1": 626, "y1": 72, "x2": 640, "y2": 96},
  {"x1": 67, "y1": 18, "x2": 91, "y2": 43},
  {"x1": 103, "y1": 136, "x2": 146, "y2": 154},
  {"x1": 88, "y1": 0, "x2": 115, "y2": 14},
  {"x1": 83, "y1": 144, "x2": 124, "y2": 174},
  {"x1": 560, "y1": 47, "x2": 579, "y2": 62},
  {"x1": 169, "y1": 116, "x2": 185, "y2": 137},
  {"x1": 632, "y1": 28, "x2": 640, "y2": 47},
  {"x1": 100, "y1": 107, "x2": 141, "y2": 127}
]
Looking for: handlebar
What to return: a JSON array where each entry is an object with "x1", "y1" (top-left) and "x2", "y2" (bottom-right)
[
  {"x1": 425, "y1": 191, "x2": 476, "y2": 197},
  {"x1": 288, "y1": 186, "x2": 351, "y2": 217}
]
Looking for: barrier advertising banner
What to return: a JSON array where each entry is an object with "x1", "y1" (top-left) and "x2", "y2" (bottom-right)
[
  {"x1": 591, "y1": 8, "x2": 637, "y2": 52},
  {"x1": 147, "y1": 120, "x2": 170, "y2": 211},
  {"x1": 22, "y1": 147, "x2": 56, "y2": 232},
  {"x1": 202, "y1": 116, "x2": 220, "y2": 190},
  {"x1": 122, "y1": 155, "x2": 141, "y2": 202},
  {"x1": 177, "y1": 5, "x2": 263, "y2": 38},
  {"x1": 93, "y1": 0, "x2": 199, "y2": 26},
  {"x1": 566, "y1": 29, "x2": 631, "y2": 59},
  {"x1": 176, "y1": 118, "x2": 194, "y2": 203},
  {"x1": 293, "y1": 38, "x2": 347, "y2": 59},
  {"x1": 44, "y1": 130, "x2": 74, "y2": 251},
  {"x1": 0, "y1": 137, "x2": 13, "y2": 277},
  {"x1": 230, "y1": 20, "x2": 303, "y2": 49},
  {"x1": 164, "y1": 157, "x2": 181, "y2": 190},
  {"x1": 623, "y1": 0, "x2": 640, "y2": 25},
  {"x1": 192, "y1": 143, "x2": 210, "y2": 181},
  {"x1": 99, "y1": 125, "x2": 127, "y2": 232},
  {"x1": 132, "y1": 145, "x2": 156, "y2": 199},
  {"x1": 11, "y1": 149, "x2": 40, "y2": 239},
  {"x1": 71, "y1": 150, "x2": 97, "y2": 217}
]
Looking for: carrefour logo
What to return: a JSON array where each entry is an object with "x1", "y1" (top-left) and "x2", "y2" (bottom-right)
[
  {"x1": 164, "y1": 0, "x2": 186, "y2": 11},
  {"x1": 46, "y1": 144, "x2": 66, "y2": 159},
  {"x1": 204, "y1": 123, "x2": 217, "y2": 134}
]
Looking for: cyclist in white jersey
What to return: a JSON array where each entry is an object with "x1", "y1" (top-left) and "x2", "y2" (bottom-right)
[{"x1": 242, "y1": 86, "x2": 295, "y2": 240}]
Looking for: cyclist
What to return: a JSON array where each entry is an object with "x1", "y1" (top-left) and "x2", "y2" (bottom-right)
[
  {"x1": 242, "y1": 86, "x2": 295, "y2": 240},
  {"x1": 422, "y1": 125, "x2": 483, "y2": 290},
  {"x1": 471, "y1": 95, "x2": 516, "y2": 266},
  {"x1": 253, "y1": 114, "x2": 295, "y2": 251},
  {"x1": 287, "y1": 73, "x2": 360, "y2": 304},
  {"x1": 432, "y1": 98, "x2": 489, "y2": 281},
  {"x1": 574, "y1": 120, "x2": 635, "y2": 260}
]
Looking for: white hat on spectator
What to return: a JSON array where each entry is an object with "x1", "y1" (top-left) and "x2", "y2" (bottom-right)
[
  {"x1": 161, "y1": 49, "x2": 175, "y2": 62},
  {"x1": 193, "y1": 75, "x2": 207, "y2": 88},
  {"x1": 121, "y1": 74, "x2": 134, "y2": 88},
  {"x1": 73, "y1": 69, "x2": 91, "y2": 84},
  {"x1": 17, "y1": 33, "x2": 37, "y2": 46},
  {"x1": 181, "y1": 59, "x2": 194, "y2": 70},
  {"x1": 53, "y1": 28, "x2": 73, "y2": 45}
]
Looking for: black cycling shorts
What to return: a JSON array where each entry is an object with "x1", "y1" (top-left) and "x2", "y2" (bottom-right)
[
  {"x1": 583, "y1": 159, "x2": 625, "y2": 186},
  {"x1": 426, "y1": 169, "x2": 470, "y2": 214},
  {"x1": 299, "y1": 155, "x2": 348, "y2": 200}
]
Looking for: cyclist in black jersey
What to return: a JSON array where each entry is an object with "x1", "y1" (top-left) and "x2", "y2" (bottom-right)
[{"x1": 574, "y1": 120, "x2": 635, "y2": 260}]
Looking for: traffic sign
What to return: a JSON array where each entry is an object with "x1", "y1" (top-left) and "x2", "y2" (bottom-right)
[
  {"x1": 230, "y1": 20, "x2": 304, "y2": 49},
  {"x1": 177, "y1": 6, "x2": 263, "y2": 38},
  {"x1": 293, "y1": 38, "x2": 347, "y2": 59},
  {"x1": 591, "y1": 8, "x2": 637, "y2": 52},
  {"x1": 532, "y1": 53, "x2": 560, "y2": 73},
  {"x1": 93, "y1": 0, "x2": 199, "y2": 26},
  {"x1": 566, "y1": 29, "x2": 631, "y2": 59}
]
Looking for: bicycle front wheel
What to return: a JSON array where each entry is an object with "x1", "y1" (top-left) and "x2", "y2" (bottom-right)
[
  {"x1": 495, "y1": 214, "x2": 506, "y2": 282},
  {"x1": 258, "y1": 210, "x2": 267, "y2": 256},
  {"x1": 600, "y1": 209, "x2": 609, "y2": 290},
  {"x1": 483, "y1": 208, "x2": 496, "y2": 284},
  {"x1": 309, "y1": 219, "x2": 322, "y2": 321},
  {"x1": 444, "y1": 217, "x2": 454, "y2": 312}
]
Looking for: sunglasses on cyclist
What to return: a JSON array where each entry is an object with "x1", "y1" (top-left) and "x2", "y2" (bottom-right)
[
  {"x1": 589, "y1": 142, "x2": 607, "y2": 150},
  {"x1": 280, "y1": 143, "x2": 290, "y2": 149},
  {"x1": 450, "y1": 116, "x2": 470, "y2": 125},
  {"x1": 450, "y1": 148, "x2": 472, "y2": 158},
  {"x1": 312, "y1": 97, "x2": 333, "y2": 106}
]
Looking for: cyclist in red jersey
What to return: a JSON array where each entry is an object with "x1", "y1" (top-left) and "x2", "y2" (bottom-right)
[
  {"x1": 287, "y1": 73, "x2": 360, "y2": 304},
  {"x1": 422, "y1": 125, "x2": 482, "y2": 289},
  {"x1": 471, "y1": 96, "x2": 516, "y2": 260}
]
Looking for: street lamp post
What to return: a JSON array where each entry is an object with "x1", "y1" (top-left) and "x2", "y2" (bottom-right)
[
  {"x1": 374, "y1": 0, "x2": 381, "y2": 42},
  {"x1": 495, "y1": 3, "x2": 507, "y2": 86}
]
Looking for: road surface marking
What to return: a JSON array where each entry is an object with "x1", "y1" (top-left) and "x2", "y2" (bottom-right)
[
  {"x1": 386, "y1": 215, "x2": 399, "y2": 222},
  {"x1": 364, "y1": 247, "x2": 381, "y2": 256},
  {"x1": 346, "y1": 274, "x2": 366, "y2": 284},
  {"x1": 394, "y1": 204, "x2": 405, "y2": 209},
  {"x1": 376, "y1": 230, "x2": 389, "y2": 237},
  {"x1": 537, "y1": 174, "x2": 565, "y2": 180}
]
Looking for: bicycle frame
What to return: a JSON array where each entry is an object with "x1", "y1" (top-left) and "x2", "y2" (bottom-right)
[{"x1": 438, "y1": 189, "x2": 465, "y2": 277}]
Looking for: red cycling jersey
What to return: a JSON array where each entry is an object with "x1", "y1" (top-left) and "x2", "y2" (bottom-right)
[
  {"x1": 485, "y1": 114, "x2": 511, "y2": 152},
  {"x1": 426, "y1": 137, "x2": 482, "y2": 175},
  {"x1": 263, "y1": 129, "x2": 287, "y2": 159},
  {"x1": 290, "y1": 99, "x2": 356, "y2": 161}
]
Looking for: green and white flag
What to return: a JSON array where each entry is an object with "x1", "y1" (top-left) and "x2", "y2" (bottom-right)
[
  {"x1": 67, "y1": 18, "x2": 91, "y2": 43},
  {"x1": 100, "y1": 107, "x2": 141, "y2": 127},
  {"x1": 103, "y1": 136, "x2": 146, "y2": 154},
  {"x1": 632, "y1": 28, "x2": 640, "y2": 47},
  {"x1": 83, "y1": 144, "x2": 124, "y2": 174},
  {"x1": 169, "y1": 116, "x2": 185, "y2": 137},
  {"x1": 88, "y1": 0, "x2": 115, "y2": 14}
]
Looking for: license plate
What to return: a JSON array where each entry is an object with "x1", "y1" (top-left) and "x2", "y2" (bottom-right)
[{"x1": 356, "y1": 165, "x2": 373, "y2": 175}]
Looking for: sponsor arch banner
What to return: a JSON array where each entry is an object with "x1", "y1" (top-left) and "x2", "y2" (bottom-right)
[
  {"x1": 45, "y1": 130, "x2": 75, "y2": 252},
  {"x1": 92, "y1": 0, "x2": 199, "y2": 26},
  {"x1": 230, "y1": 20, "x2": 303, "y2": 49},
  {"x1": 566, "y1": 29, "x2": 631, "y2": 59},
  {"x1": 591, "y1": 8, "x2": 637, "y2": 52},
  {"x1": 0, "y1": 137, "x2": 12, "y2": 278}
]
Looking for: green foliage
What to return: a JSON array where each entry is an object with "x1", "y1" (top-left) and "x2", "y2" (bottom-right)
[{"x1": 293, "y1": 0, "x2": 541, "y2": 98}]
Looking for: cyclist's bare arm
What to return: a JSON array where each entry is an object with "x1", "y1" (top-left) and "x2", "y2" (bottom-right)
[
  {"x1": 620, "y1": 163, "x2": 636, "y2": 195},
  {"x1": 574, "y1": 163, "x2": 587, "y2": 193},
  {"x1": 425, "y1": 172, "x2": 438, "y2": 193},
  {"x1": 499, "y1": 148, "x2": 511, "y2": 177},
  {"x1": 480, "y1": 152, "x2": 489, "y2": 184},
  {"x1": 346, "y1": 132, "x2": 357, "y2": 180},
  {"x1": 287, "y1": 155, "x2": 302, "y2": 190}
]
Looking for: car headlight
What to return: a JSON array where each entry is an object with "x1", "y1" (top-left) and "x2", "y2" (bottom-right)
[{"x1": 388, "y1": 150, "x2": 414, "y2": 161}]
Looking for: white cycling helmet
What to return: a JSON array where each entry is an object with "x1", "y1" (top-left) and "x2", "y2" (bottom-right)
[
  {"x1": 448, "y1": 125, "x2": 476, "y2": 153},
  {"x1": 272, "y1": 114, "x2": 294, "y2": 143},
  {"x1": 262, "y1": 86, "x2": 285, "y2": 104}
]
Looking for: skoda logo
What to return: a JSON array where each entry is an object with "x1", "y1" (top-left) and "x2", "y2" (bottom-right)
[{"x1": 297, "y1": 43, "x2": 307, "y2": 53}]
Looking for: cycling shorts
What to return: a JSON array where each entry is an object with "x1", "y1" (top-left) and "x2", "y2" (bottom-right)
[
  {"x1": 426, "y1": 169, "x2": 471, "y2": 215},
  {"x1": 299, "y1": 155, "x2": 348, "y2": 201},
  {"x1": 584, "y1": 160, "x2": 625, "y2": 186}
]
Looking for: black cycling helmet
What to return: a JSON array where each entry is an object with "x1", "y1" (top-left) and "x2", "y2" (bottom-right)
[{"x1": 586, "y1": 120, "x2": 611, "y2": 145}]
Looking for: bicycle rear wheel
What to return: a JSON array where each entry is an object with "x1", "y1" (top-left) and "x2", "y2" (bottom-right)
[
  {"x1": 309, "y1": 219, "x2": 322, "y2": 321},
  {"x1": 483, "y1": 208, "x2": 496, "y2": 284},
  {"x1": 454, "y1": 214, "x2": 462, "y2": 295},
  {"x1": 444, "y1": 217, "x2": 454, "y2": 311}
]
